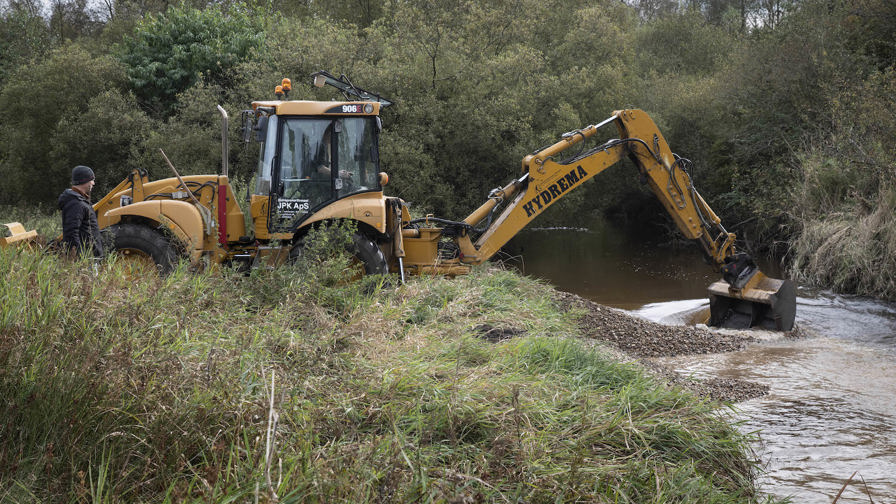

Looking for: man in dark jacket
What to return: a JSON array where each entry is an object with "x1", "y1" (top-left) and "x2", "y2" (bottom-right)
[{"x1": 58, "y1": 165, "x2": 104, "y2": 258}]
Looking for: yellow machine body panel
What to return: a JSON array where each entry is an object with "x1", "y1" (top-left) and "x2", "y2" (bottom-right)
[
  {"x1": 400, "y1": 226, "x2": 472, "y2": 277},
  {"x1": 297, "y1": 192, "x2": 387, "y2": 234},
  {"x1": 249, "y1": 192, "x2": 387, "y2": 240},
  {"x1": 104, "y1": 200, "x2": 206, "y2": 259},
  {"x1": 250, "y1": 195, "x2": 273, "y2": 240},
  {"x1": 93, "y1": 172, "x2": 248, "y2": 262}
]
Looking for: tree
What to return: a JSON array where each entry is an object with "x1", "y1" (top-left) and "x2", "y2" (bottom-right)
[
  {"x1": 117, "y1": 3, "x2": 264, "y2": 116},
  {"x1": 0, "y1": 0, "x2": 51, "y2": 84},
  {"x1": 842, "y1": 0, "x2": 896, "y2": 70},
  {"x1": 49, "y1": 89, "x2": 155, "y2": 198},
  {"x1": 0, "y1": 43, "x2": 127, "y2": 203},
  {"x1": 628, "y1": 0, "x2": 680, "y2": 20},
  {"x1": 48, "y1": 0, "x2": 102, "y2": 40}
]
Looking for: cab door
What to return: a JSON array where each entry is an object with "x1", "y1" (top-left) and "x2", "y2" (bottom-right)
[{"x1": 268, "y1": 118, "x2": 337, "y2": 232}]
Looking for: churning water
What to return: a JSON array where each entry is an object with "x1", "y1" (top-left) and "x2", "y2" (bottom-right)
[
  {"x1": 637, "y1": 294, "x2": 896, "y2": 502},
  {"x1": 506, "y1": 225, "x2": 896, "y2": 503}
]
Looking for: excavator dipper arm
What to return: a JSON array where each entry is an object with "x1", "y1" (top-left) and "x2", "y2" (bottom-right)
[{"x1": 460, "y1": 109, "x2": 796, "y2": 331}]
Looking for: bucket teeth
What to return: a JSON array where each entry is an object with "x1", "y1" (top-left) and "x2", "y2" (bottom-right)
[{"x1": 707, "y1": 273, "x2": 796, "y2": 331}]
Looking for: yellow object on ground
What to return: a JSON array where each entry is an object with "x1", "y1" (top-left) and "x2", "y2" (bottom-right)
[{"x1": 0, "y1": 222, "x2": 37, "y2": 248}]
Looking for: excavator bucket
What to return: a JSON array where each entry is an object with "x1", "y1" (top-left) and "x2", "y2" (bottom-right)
[
  {"x1": 1, "y1": 222, "x2": 38, "y2": 248},
  {"x1": 707, "y1": 272, "x2": 796, "y2": 331}
]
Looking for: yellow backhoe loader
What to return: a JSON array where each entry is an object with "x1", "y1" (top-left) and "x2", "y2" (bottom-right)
[{"x1": 3, "y1": 71, "x2": 796, "y2": 331}]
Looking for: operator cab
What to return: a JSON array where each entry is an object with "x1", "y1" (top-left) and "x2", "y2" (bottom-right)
[
  {"x1": 245, "y1": 73, "x2": 393, "y2": 235},
  {"x1": 253, "y1": 113, "x2": 382, "y2": 231}
]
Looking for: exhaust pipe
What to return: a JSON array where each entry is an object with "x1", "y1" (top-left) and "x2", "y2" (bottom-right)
[
  {"x1": 216, "y1": 105, "x2": 231, "y2": 246},
  {"x1": 217, "y1": 105, "x2": 229, "y2": 177}
]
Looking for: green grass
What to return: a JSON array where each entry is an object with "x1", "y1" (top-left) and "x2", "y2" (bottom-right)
[{"x1": 0, "y1": 229, "x2": 782, "y2": 503}]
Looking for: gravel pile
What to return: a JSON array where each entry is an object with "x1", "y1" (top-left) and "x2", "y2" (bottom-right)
[
  {"x1": 552, "y1": 291, "x2": 771, "y2": 403},
  {"x1": 553, "y1": 291, "x2": 754, "y2": 357}
]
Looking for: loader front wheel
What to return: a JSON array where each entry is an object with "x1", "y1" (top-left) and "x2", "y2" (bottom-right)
[
  {"x1": 289, "y1": 231, "x2": 388, "y2": 276},
  {"x1": 350, "y1": 233, "x2": 388, "y2": 276},
  {"x1": 109, "y1": 223, "x2": 179, "y2": 274}
]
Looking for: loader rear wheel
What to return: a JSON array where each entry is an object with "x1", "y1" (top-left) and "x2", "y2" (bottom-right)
[{"x1": 109, "y1": 223, "x2": 179, "y2": 274}]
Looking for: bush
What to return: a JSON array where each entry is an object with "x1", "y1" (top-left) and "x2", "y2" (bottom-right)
[
  {"x1": 0, "y1": 43, "x2": 126, "y2": 204},
  {"x1": 789, "y1": 67, "x2": 896, "y2": 297},
  {"x1": 50, "y1": 89, "x2": 156, "y2": 198}
]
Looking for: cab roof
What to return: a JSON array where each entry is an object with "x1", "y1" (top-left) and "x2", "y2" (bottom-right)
[{"x1": 252, "y1": 100, "x2": 381, "y2": 116}]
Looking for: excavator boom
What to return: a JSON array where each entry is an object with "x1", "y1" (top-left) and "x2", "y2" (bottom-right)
[{"x1": 453, "y1": 109, "x2": 796, "y2": 331}]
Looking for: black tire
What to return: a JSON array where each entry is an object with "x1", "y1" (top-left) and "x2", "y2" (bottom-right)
[
  {"x1": 108, "y1": 223, "x2": 179, "y2": 274},
  {"x1": 289, "y1": 231, "x2": 388, "y2": 276},
  {"x1": 350, "y1": 233, "x2": 388, "y2": 275}
]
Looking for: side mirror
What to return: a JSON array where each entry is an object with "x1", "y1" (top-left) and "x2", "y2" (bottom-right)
[
  {"x1": 240, "y1": 110, "x2": 254, "y2": 143},
  {"x1": 254, "y1": 116, "x2": 269, "y2": 142}
]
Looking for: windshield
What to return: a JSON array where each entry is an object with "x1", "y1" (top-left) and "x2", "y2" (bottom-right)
[
  {"x1": 334, "y1": 117, "x2": 380, "y2": 197},
  {"x1": 263, "y1": 115, "x2": 381, "y2": 231}
]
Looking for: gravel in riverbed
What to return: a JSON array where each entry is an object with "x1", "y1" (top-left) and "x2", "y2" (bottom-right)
[{"x1": 552, "y1": 291, "x2": 774, "y2": 403}]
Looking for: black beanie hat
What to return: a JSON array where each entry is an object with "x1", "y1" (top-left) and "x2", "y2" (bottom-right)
[{"x1": 71, "y1": 165, "x2": 95, "y2": 186}]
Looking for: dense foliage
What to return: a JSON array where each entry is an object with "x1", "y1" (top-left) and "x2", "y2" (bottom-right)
[
  {"x1": 118, "y1": 4, "x2": 264, "y2": 116},
  {"x1": 0, "y1": 0, "x2": 893, "y2": 295}
]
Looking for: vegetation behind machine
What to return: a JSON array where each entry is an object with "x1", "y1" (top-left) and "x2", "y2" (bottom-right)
[{"x1": 2, "y1": 0, "x2": 893, "y2": 302}]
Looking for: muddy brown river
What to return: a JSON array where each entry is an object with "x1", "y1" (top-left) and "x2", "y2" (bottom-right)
[{"x1": 505, "y1": 223, "x2": 896, "y2": 503}]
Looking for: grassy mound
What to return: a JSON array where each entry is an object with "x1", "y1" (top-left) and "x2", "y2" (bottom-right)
[{"x1": 0, "y1": 243, "x2": 778, "y2": 503}]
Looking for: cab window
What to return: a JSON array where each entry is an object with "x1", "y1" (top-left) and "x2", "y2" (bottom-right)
[
  {"x1": 336, "y1": 117, "x2": 380, "y2": 198},
  {"x1": 269, "y1": 115, "x2": 381, "y2": 230}
]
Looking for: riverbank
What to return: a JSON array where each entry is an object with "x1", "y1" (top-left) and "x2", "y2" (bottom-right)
[
  {"x1": 553, "y1": 291, "x2": 799, "y2": 403},
  {"x1": 0, "y1": 244, "x2": 784, "y2": 502}
]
